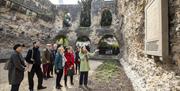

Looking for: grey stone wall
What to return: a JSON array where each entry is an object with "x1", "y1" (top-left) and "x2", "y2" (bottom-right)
[
  {"x1": 117, "y1": 0, "x2": 180, "y2": 90},
  {"x1": 0, "y1": 0, "x2": 120, "y2": 59}
]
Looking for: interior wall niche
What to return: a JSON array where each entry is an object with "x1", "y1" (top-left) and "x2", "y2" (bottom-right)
[
  {"x1": 79, "y1": 0, "x2": 92, "y2": 27},
  {"x1": 98, "y1": 34, "x2": 120, "y2": 55},
  {"x1": 63, "y1": 12, "x2": 72, "y2": 27},
  {"x1": 76, "y1": 36, "x2": 91, "y2": 51},
  {"x1": 55, "y1": 35, "x2": 69, "y2": 46},
  {"x1": 100, "y1": 9, "x2": 112, "y2": 26}
]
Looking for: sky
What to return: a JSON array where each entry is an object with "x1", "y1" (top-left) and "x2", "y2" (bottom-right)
[{"x1": 49, "y1": 0, "x2": 81, "y2": 5}]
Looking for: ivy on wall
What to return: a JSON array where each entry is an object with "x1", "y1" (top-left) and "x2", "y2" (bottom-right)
[
  {"x1": 101, "y1": 9, "x2": 112, "y2": 26},
  {"x1": 79, "y1": 0, "x2": 92, "y2": 27}
]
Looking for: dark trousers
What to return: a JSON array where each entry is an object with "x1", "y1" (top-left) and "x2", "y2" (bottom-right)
[
  {"x1": 79, "y1": 72, "x2": 88, "y2": 86},
  {"x1": 49, "y1": 63, "x2": 54, "y2": 75},
  {"x1": 64, "y1": 75, "x2": 73, "y2": 85},
  {"x1": 42, "y1": 63, "x2": 49, "y2": 77},
  {"x1": 75, "y1": 63, "x2": 80, "y2": 74},
  {"x1": 28, "y1": 64, "x2": 43, "y2": 90},
  {"x1": 56, "y1": 69, "x2": 63, "y2": 87},
  {"x1": 11, "y1": 84, "x2": 20, "y2": 91}
]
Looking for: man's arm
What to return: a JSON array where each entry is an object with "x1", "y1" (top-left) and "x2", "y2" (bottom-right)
[
  {"x1": 11, "y1": 54, "x2": 25, "y2": 71},
  {"x1": 25, "y1": 49, "x2": 33, "y2": 64}
]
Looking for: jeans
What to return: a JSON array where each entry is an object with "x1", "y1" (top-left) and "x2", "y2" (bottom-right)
[
  {"x1": 56, "y1": 69, "x2": 63, "y2": 87},
  {"x1": 64, "y1": 75, "x2": 73, "y2": 85},
  {"x1": 11, "y1": 84, "x2": 20, "y2": 91},
  {"x1": 79, "y1": 72, "x2": 88, "y2": 86}
]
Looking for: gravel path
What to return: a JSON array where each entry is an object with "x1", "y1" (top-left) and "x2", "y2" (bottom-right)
[
  {"x1": 0, "y1": 60, "x2": 102, "y2": 91},
  {"x1": 0, "y1": 60, "x2": 133, "y2": 91}
]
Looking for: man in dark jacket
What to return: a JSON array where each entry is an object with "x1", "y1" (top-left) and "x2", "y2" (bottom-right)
[
  {"x1": 75, "y1": 47, "x2": 80, "y2": 74},
  {"x1": 8, "y1": 44, "x2": 26, "y2": 91},
  {"x1": 25, "y1": 41, "x2": 46, "y2": 91},
  {"x1": 42, "y1": 44, "x2": 53, "y2": 79}
]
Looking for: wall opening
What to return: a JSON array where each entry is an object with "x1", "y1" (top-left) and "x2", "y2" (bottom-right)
[
  {"x1": 55, "y1": 35, "x2": 69, "y2": 46},
  {"x1": 79, "y1": 0, "x2": 92, "y2": 27},
  {"x1": 76, "y1": 36, "x2": 91, "y2": 51},
  {"x1": 100, "y1": 9, "x2": 112, "y2": 26},
  {"x1": 98, "y1": 34, "x2": 120, "y2": 55},
  {"x1": 63, "y1": 12, "x2": 72, "y2": 27}
]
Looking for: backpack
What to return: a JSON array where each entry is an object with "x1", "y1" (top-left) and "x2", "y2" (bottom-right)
[{"x1": 4, "y1": 60, "x2": 11, "y2": 70}]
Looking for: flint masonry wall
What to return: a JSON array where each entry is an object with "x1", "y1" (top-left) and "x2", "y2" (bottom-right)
[{"x1": 117, "y1": 0, "x2": 180, "y2": 90}]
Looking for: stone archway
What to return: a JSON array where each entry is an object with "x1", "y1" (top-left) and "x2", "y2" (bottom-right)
[
  {"x1": 98, "y1": 34, "x2": 120, "y2": 55},
  {"x1": 76, "y1": 36, "x2": 91, "y2": 51},
  {"x1": 55, "y1": 35, "x2": 69, "y2": 46},
  {"x1": 100, "y1": 9, "x2": 112, "y2": 26}
]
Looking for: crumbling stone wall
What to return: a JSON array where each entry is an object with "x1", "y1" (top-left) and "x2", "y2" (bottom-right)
[{"x1": 117, "y1": 0, "x2": 180, "y2": 90}]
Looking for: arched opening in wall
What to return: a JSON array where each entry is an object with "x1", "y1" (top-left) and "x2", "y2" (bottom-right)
[
  {"x1": 79, "y1": 0, "x2": 92, "y2": 27},
  {"x1": 98, "y1": 34, "x2": 120, "y2": 55},
  {"x1": 100, "y1": 9, "x2": 112, "y2": 26},
  {"x1": 63, "y1": 12, "x2": 72, "y2": 27},
  {"x1": 55, "y1": 35, "x2": 69, "y2": 46},
  {"x1": 76, "y1": 36, "x2": 91, "y2": 52}
]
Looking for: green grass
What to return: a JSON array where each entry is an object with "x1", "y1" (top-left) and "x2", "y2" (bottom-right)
[{"x1": 95, "y1": 60, "x2": 120, "y2": 82}]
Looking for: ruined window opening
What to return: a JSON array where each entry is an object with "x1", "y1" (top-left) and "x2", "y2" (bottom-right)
[
  {"x1": 79, "y1": 0, "x2": 92, "y2": 27},
  {"x1": 100, "y1": 9, "x2": 112, "y2": 26},
  {"x1": 76, "y1": 36, "x2": 91, "y2": 51},
  {"x1": 55, "y1": 35, "x2": 69, "y2": 46},
  {"x1": 98, "y1": 35, "x2": 119, "y2": 55},
  {"x1": 63, "y1": 12, "x2": 72, "y2": 27}
]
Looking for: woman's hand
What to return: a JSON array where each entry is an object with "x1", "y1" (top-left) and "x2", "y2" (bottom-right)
[{"x1": 95, "y1": 49, "x2": 99, "y2": 52}]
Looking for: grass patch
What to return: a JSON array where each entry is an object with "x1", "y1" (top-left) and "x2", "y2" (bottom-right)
[{"x1": 94, "y1": 60, "x2": 120, "y2": 82}]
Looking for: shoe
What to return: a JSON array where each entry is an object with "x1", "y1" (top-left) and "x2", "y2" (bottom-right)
[
  {"x1": 65, "y1": 84, "x2": 68, "y2": 88},
  {"x1": 29, "y1": 89, "x2": 34, "y2": 91},
  {"x1": 60, "y1": 84, "x2": 63, "y2": 87},
  {"x1": 84, "y1": 85, "x2": 91, "y2": 90},
  {"x1": 56, "y1": 86, "x2": 61, "y2": 89},
  {"x1": 47, "y1": 76, "x2": 53, "y2": 78},
  {"x1": 79, "y1": 85, "x2": 83, "y2": 88},
  {"x1": 37, "y1": 86, "x2": 47, "y2": 90},
  {"x1": 44, "y1": 77, "x2": 48, "y2": 80},
  {"x1": 71, "y1": 82, "x2": 74, "y2": 85}
]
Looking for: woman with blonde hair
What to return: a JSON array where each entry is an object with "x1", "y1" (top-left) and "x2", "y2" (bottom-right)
[{"x1": 79, "y1": 46, "x2": 99, "y2": 89}]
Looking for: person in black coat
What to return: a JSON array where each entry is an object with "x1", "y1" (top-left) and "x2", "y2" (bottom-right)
[
  {"x1": 8, "y1": 44, "x2": 26, "y2": 91},
  {"x1": 75, "y1": 47, "x2": 80, "y2": 74},
  {"x1": 25, "y1": 41, "x2": 46, "y2": 91}
]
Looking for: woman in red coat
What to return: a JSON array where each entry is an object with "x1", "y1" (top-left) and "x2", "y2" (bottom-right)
[{"x1": 64, "y1": 46, "x2": 75, "y2": 87}]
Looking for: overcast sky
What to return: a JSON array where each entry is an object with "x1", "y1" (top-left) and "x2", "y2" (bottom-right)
[{"x1": 49, "y1": 0, "x2": 81, "y2": 5}]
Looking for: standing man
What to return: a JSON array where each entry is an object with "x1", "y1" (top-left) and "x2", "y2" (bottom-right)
[
  {"x1": 8, "y1": 44, "x2": 26, "y2": 91},
  {"x1": 42, "y1": 44, "x2": 53, "y2": 79},
  {"x1": 49, "y1": 44, "x2": 57, "y2": 77},
  {"x1": 25, "y1": 41, "x2": 46, "y2": 91}
]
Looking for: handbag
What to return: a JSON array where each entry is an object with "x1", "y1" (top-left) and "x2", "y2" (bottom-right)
[
  {"x1": 4, "y1": 60, "x2": 11, "y2": 70},
  {"x1": 67, "y1": 68, "x2": 74, "y2": 76}
]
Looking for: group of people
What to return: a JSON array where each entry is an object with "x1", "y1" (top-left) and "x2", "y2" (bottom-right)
[{"x1": 7, "y1": 41, "x2": 99, "y2": 91}]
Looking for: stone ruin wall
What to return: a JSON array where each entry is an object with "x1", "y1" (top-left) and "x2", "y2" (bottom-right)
[
  {"x1": 117, "y1": 0, "x2": 180, "y2": 90},
  {"x1": 0, "y1": 0, "x2": 118, "y2": 59}
]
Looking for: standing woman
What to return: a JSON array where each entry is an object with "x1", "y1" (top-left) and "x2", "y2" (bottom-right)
[
  {"x1": 64, "y1": 46, "x2": 75, "y2": 87},
  {"x1": 8, "y1": 44, "x2": 26, "y2": 91},
  {"x1": 54, "y1": 46, "x2": 66, "y2": 89},
  {"x1": 79, "y1": 46, "x2": 99, "y2": 89}
]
